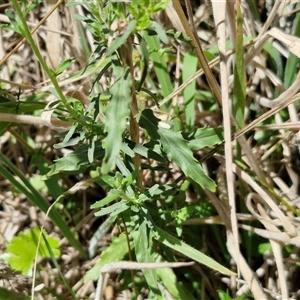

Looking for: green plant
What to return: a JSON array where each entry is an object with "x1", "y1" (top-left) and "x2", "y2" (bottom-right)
[
  {"x1": 2, "y1": 0, "x2": 300, "y2": 299},
  {"x1": 1, "y1": 228, "x2": 60, "y2": 276},
  {"x1": 0, "y1": 0, "x2": 232, "y2": 298},
  {"x1": 44, "y1": 1, "x2": 233, "y2": 297}
]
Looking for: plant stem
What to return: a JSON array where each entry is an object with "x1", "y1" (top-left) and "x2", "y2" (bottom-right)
[
  {"x1": 172, "y1": 0, "x2": 222, "y2": 106},
  {"x1": 11, "y1": 0, "x2": 85, "y2": 125},
  {"x1": 120, "y1": 32, "x2": 142, "y2": 184}
]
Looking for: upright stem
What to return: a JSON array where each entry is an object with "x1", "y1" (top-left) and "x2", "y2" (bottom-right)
[
  {"x1": 172, "y1": 0, "x2": 222, "y2": 106},
  {"x1": 11, "y1": 0, "x2": 85, "y2": 125},
  {"x1": 120, "y1": 32, "x2": 142, "y2": 184}
]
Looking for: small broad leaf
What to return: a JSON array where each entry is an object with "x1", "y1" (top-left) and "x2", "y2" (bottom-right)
[
  {"x1": 217, "y1": 290, "x2": 232, "y2": 300},
  {"x1": 4, "y1": 228, "x2": 60, "y2": 276},
  {"x1": 152, "y1": 0, "x2": 169, "y2": 12},
  {"x1": 101, "y1": 64, "x2": 132, "y2": 173}
]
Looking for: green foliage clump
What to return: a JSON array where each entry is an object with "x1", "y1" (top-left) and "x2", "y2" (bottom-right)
[{"x1": 1, "y1": 228, "x2": 60, "y2": 276}]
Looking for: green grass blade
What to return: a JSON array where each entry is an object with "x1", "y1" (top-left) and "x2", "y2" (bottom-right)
[
  {"x1": 0, "y1": 153, "x2": 85, "y2": 256},
  {"x1": 182, "y1": 52, "x2": 197, "y2": 128},
  {"x1": 233, "y1": 0, "x2": 246, "y2": 129},
  {"x1": 42, "y1": 233, "x2": 77, "y2": 299},
  {"x1": 143, "y1": 32, "x2": 173, "y2": 105},
  {"x1": 284, "y1": 8, "x2": 300, "y2": 88}
]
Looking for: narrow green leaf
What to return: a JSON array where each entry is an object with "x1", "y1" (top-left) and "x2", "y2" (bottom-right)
[
  {"x1": 88, "y1": 138, "x2": 95, "y2": 163},
  {"x1": 42, "y1": 233, "x2": 77, "y2": 299},
  {"x1": 137, "y1": 34, "x2": 149, "y2": 91},
  {"x1": 90, "y1": 60, "x2": 112, "y2": 91},
  {"x1": 54, "y1": 57, "x2": 75, "y2": 76},
  {"x1": 84, "y1": 233, "x2": 128, "y2": 282},
  {"x1": 24, "y1": 0, "x2": 42, "y2": 16},
  {"x1": 158, "y1": 127, "x2": 216, "y2": 191},
  {"x1": 102, "y1": 64, "x2": 132, "y2": 173},
  {"x1": 45, "y1": 142, "x2": 104, "y2": 178},
  {"x1": 121, "y1": 142, "x2": 135, "y2": 157},
  {"x1": 263, "y1": 42, "x2": 283, "y2": 87},
  {"x1": 5, "y1": 9, "x2": 20, "y2": 33},
  {"x1": 106, "y1": 20, "x2": 137, "y2": 56},
  {"x1": 0, "y1": 154, "x2": 85, "y2": 256},
  {"x1": 94, "y1": 200, "x2": 129, "y2": 217},
  {"x1": 90, "y1": 189, "x2": 120, "y2": 209},
  {"x1": 139, "y1": 109, "x2": 216, "y2": 191},
  {"x1": 89, "y1": 215, "x2": 117, "y2": 258},
  {"x1": 155, "y1": 227, "x2": 235, "y2": 276},
  {"x1": 156, "y1": 264, "x2": 196, "y2": 300},
  {"x1": 125, "y1": 139, "x2": 166, "y2": 163},
  {"x1": 182, "y1": 52, "x2": 197, "y2": 127},
  {"x1": 53, "y1": 124, "x2": 78, "y2": 148},
  {"x1": 0, "y1": 98, "x2": 47, "y2": 114},
  {"x1": 133, "y1": 219, "x2": 161, "y2": 297},
  {"x1": 143, "y1": 33, "x2": 173, "y2": 104},
  {"x1": 138, "y1": 184, "x2": 174, "y2": 202},
  {"x1": 184, "y1": 127, "x2": 224, "y2": 151},
  {"x1": 150, "y1": 21, "x2": 169, "y2": 44},
  {"x1": 233, "y1": 1, "x2": 246, "y2": 129},
  {"x1": 284, "y1": 9, "x2": 300, "y2": 89}
]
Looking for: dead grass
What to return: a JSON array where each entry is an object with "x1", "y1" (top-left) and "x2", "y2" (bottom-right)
[{"x1": 1, "y1": 1, "x2": 300, "y2": 299}]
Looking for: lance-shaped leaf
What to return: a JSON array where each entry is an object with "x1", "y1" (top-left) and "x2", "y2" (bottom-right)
[
  {"x1": 138, "y1": 109, "x2": 216, "y2": 191},
  {"x1": 102, "y1": 64, "x2": 132, "y2": 173},
  {"x1": 155, "y1": 226, "x2": 235, "y2": 276}
]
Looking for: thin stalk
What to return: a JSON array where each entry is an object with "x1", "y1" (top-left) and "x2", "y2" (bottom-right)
[
  {"x1": 11, "y1": 0, "x2": 85, "y2": 125},
  {"x1": 120, "y1": 34, "x2": 142, "y2": 184},
  {"x1": 172, "y1": 0, "x2": 222, "y2": 106},
  {"x1": 121, "y1": 214, "x2": 137, "y2": 297}
]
